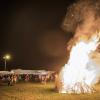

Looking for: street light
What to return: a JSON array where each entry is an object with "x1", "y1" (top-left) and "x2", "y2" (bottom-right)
[{"x1": 3, "y1": 54, "x2": 11, "y2": 71}]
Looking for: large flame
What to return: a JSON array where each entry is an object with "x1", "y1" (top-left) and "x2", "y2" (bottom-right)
[{"x1": 58, "y1": 32, "x2": 100, "y2": 94}]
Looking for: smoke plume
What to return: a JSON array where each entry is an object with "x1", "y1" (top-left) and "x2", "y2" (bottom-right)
[{"x1": 62, "y1": 0, "x2": 100, "y2": 38}]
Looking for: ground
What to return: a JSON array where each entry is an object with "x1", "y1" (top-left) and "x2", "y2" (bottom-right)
[
  {"x1": 0, "y1": 52, "x2": 100, "y2": 100},
  {"x1": 0, "y1": 82, "x2": 100, "y2": 100}
]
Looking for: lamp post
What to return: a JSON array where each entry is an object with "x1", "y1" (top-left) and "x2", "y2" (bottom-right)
[{"x1": 3, "y1": 54, "x2": 11, "y2": 71}]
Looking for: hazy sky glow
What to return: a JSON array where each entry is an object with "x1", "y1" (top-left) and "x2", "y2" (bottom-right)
[{"x1": 0, "y1": 0, "x2": 75, "y2": 70}]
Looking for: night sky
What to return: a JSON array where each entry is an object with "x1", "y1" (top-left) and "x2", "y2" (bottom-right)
[{"x1": 0, "y1": 0, "x2": 75, "y2": 71}]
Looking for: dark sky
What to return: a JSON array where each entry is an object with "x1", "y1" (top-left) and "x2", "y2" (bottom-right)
[{"x1": 0, "y1": 0, "x2": 75, "y2": 71}]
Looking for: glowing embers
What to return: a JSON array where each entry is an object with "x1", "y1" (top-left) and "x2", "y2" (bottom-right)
[
  {"x1": 58, "y1": 32, "x2": 100, "y2": 94},
  {"x1": 59, "y1": 82, "x2": 95, "y2": 94}
]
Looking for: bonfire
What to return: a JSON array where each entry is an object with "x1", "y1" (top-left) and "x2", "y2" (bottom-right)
[
  {"x1": 59, "y1": 33, "x2": 100, "y2": 93},
  {"x1": 58, "y1": 0, "x2": 100, "y2": 94}
]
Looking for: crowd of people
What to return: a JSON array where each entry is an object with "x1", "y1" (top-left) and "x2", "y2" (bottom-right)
[
  {"x1": 0, "y1": 74, "x2": 17, "y2": 86},
  {"x1": 0, "y1": 73, "x2": 55, "y2": 86}
]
